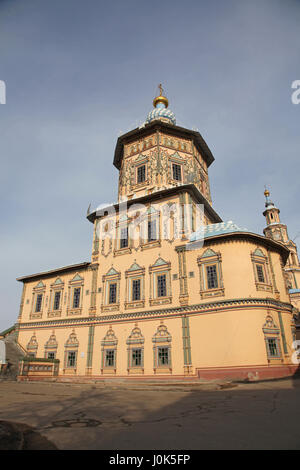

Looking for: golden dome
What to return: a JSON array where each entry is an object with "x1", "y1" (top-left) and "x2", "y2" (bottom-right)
[
  {"x1": 153, "y1": 84, "x2": 169, "y2": 108},
  {"x1": 264, "y1": 189, "x2": 270, "y2": 198},
  {"x1": 153, "y1": 95, "x2": 169, "y2": 108}
]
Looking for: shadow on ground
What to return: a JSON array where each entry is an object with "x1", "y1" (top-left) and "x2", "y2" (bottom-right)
[
  {"x1": 1, "y1": 378, "x2": 300, "y2": 449},
  {"x1": 0, "y1": 420, "x2": 57, "y2": 450}
]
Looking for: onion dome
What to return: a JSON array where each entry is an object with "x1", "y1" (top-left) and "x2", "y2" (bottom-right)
[{"x1": 145, "y1": 84, "x2": 176, "y2": 125}]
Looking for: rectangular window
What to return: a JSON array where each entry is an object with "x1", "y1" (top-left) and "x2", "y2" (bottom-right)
[
  {"x1": 256, "y1": 264, "x2": 265, "y2": 283},
  {"x1": 47, "y1": 352, "x2": 55, "y2": 360},
  {"x1": 109, "y1": 283, "x2": 117, "y2": 304},
  {"x1": 35, "y1": 294, "x2": 43, "y2": 312},
  {"x1": 157, "y1": 274, "x2": 167, "y2": 297},
  {"x1": 137, "y1": 165, "x2": 146, "y2": 183},
  {"x1": 132, "y1": 279, "x2": 141, "y2": 301},
  {"x1": 131, "y1": 348, "x2": 142, "y2": 367},
  {"x1": 158, "y1": 347, "x2": 169, "y2": 366},
  {"x1": 67, "y1": 351, "x2": 76, "y2": 367},
  {"x1": 148, "y1": 220, "x2": 157, "y2": 241},
  {"x1": 73, "y1": 288, "x2": 81, "y2": 309},
  {"x1": 206, "y1": 265, "x2": 218, "y2": 289},
  {"x1": 172, "y1": 163, "x2": 182, "y2": 181},
  {"x1": 105, "y1": 349, "x2": 115, "y2": 367},
  {"x1": 120, "y1": 227, "x2": 128, "y2": 248},
  {"x1": 266, "y1": 338, "x2": 279, "y2": 357},
  {"x1": 53, "y1": 291, "x2": 61, "y2": 310}
]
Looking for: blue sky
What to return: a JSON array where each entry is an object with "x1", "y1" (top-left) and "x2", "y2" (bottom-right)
[{"x1": 0, "y1": 0, "x2": 299, "y2": 331}]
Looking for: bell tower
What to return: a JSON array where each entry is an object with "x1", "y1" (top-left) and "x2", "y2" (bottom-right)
[
  {"x1": 263, "y1": 188, "x2": 300, "y2": 309},
  {"x1": 263, "y1": 189, "x2": 288, "y2": 242}
]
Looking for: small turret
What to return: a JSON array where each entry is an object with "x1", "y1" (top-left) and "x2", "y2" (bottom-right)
[
  {"x1": 262, "y1": 188, "x2": 300, "y2": 305},
  {"x1": 263, "y1": 188, "x2": 281, "y2": 225}
]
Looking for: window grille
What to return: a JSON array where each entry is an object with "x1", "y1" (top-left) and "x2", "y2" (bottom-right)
[
  {"x1": 206, "y1": 265, "x2": 218, "y2": 289},
  {"x1": 157, "y1": 274, "x2": 167, "y2": 297},
  {"x1": 172, "y1": 163, "x2": 182, "y2": 181},
  {"x1": 73, "y1": 288, "x2": 81, "y2": 308},
  {"x1": 109, "y1": 283, "x2": 117, "y2": 304},
  {"x1": 132, "y1": 279, "x2": 141, "y2": 301},
  {"x1": 137, "y1": 165, "x2": 146, "y2": 183}
]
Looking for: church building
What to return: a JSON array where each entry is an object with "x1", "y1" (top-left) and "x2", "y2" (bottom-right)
[{"x1": 15, "y1": 88, "x2": 300, "y2": 381}]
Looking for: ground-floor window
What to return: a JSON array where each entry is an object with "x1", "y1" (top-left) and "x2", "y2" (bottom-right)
[
  {"x1": 126, "y1": 326, "x2": 145, "y2": 371},
  {"x1": 105, "y1": 349, "x2": 116, "y2": 367},
  {"x1": 66, "y1": 351, "x2": 77, "y2": 368},
  {"x1": 47, "y1": 352, "x2": 56, "y2": 360},
  {"x1": 157, "y1": 347, "x2": 170, "y2": 366},
  {"x1": 101, "y1": 327, "x2": 118, "y2": 373},
  {"x1": 262, "y1": 315, "x2": 281, "y2": 360},
  {"x1": 131, "y1": 348, "x2": 142, "y2": 367},
  {"x1": 152, "y1": 324, "x2": 172, "y2": 371},
  {"x1": 266, "y1": 338, "x2": 280, "y2": 358}
]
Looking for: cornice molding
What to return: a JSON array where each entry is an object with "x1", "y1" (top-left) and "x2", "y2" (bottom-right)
[{"x1": 18, "y1": 297, "x2": 293, "y2": 329}]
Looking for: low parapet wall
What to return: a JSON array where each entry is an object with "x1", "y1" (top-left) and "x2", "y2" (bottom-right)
[{"x1": 18, "y1": 358, "x2": 59, "y2": 380}]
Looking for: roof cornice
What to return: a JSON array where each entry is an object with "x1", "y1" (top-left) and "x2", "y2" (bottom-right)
[
  {"x1": 189, "y1": 231, "x2": 290, "y2": 263},
  {"x1": 17, "y1": 262, "x2": 91, "y2": 283},
  {"x1": 87, "y1": 183, "x2": 222, "y2": 225}
]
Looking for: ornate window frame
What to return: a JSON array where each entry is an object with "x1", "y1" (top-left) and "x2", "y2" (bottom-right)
[
  {"x1": 152, "y1": 323, "x2": 172, "y2": 374},
  {"x1": 64, "y1": 330, "x2": 79, "y2": 373},
  {"x1": 30, "y1": 281, "x2": 46, "y2": 319},
  {"x1": 67, "y1": 273, "x2": 84, "y2": 316},
  {"x1": 251, "y1": 248, "x2": 272, "y2": 293},
  {"x1": 101, "y1": 267, "x2": 121, "y2": 312},
  {"x1": 149, "y1": 258, "x2": 172, "y2": 306},
  {"x1": 168, "y1": 152, "x2": 185, "y2": 185},
  {"x1": 48, "y1": 278, "x2": 64, "y2": 318},
  {"x1": 126, "y1": 325, "x2": 145, "y2": 374},
  {"x1": 140, "y1": 206, "x2": 161, "y2": 250},
  {"x1": 101, "y1": 327, "x2": 118, "y2": 375},
  {"x1": 26, "y1": 333, "x2": 38, "y2": 357},
  {"x1": 130, "y1": 155, "x2": 149, "y2": 190},
  {"x1": 114, "y1": 214, "x2": 132, "y2": 256},
  {"x1": 262, "y1": 315, "x2": 282, "y2": 362},
  {"x1": 125, "y1": 263, "x2": 145, "y2": 309},
  {"x1": 197, "y1": 248, "x2": 224, "y2": 299},
  {"x1": 44, "y1": 331, "x2": 58, "y2": 359}
]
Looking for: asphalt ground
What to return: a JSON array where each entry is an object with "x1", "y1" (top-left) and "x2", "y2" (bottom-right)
[{"x1": 0, "y1": 378, "x2": 299, "y2": 450}]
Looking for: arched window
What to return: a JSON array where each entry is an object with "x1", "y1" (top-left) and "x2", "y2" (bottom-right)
[
  {"x1": 101, "y1": 327, "x2": 118, "y2": 374},
  {"x1": 127, "y1": 325, "x2": 145, "y2": 373},
  {"x1": 44, "y1": 331, "x2": 58, "y2": 359},
  {"x1": 152, "y1": 323, "x2": 172, "y2": 374},
  {"x1": 27, "y1": 333, "x2": 38, "y2": 357},
  {"x1": 262, "y1": 315, "x2": 281, "y2": 360},
  {"x1": 64, "y1": 330, "x2": 79, "y2": 371}
]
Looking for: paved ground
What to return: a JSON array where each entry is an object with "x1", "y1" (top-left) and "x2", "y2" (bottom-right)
[{"x1": 0, "y1": 378, "x2": 300, "y2": 450}]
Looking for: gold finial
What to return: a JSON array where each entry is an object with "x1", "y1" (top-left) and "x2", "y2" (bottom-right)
[
  {"x1": 264, "y1": 186, "x2": 270, "y2": 198},
  {"x1": 153, "y1": 83, "x2": 169, "y2": 108}
]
